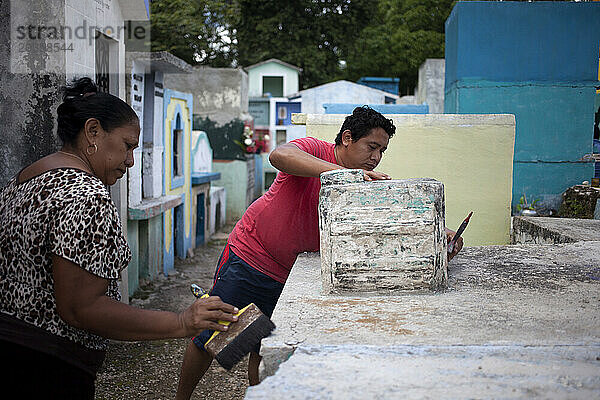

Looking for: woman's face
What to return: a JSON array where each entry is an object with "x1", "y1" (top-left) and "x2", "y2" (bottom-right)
[{"x1": 89, "y1": 120, "x2": 140, "y2": 186}]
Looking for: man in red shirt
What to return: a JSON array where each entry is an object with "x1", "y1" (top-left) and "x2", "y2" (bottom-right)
[{"x1": 175, "y1": 106, "x2": 463, "y2": 398}]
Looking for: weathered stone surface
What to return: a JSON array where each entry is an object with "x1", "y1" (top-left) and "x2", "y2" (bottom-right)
[
  {"x1": 512, "y1": 216, "x2": 600, "y2": 244},
  {"x1": 319, "y1": 170, "x2": 447, "y2": 294},
  {"x1": 250, "y1": 181, "x2": 600, "y2": 398},
  {"x1": 248, "y1": 344, "x2": 600, "y2": 400},
  {"x1": 256, "y1": 240, "x2": 600, "y2": 391}
]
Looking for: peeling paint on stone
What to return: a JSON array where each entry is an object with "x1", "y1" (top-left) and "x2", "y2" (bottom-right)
[{"x1": 319, "y1": 169, "x2": 447, "y2": 294}]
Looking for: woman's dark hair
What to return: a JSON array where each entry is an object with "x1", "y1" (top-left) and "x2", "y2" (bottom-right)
[
  {"x1": 57, "y1": 77, "x2": 139, "y2": 144},
  {"x1": 335, "y1": 106, "x2": 396, "y2": 145}
]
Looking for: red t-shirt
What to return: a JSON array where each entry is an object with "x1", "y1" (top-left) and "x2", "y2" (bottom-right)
[{"x1": 227, "y1": 137, "x2": 337, "y2": 283}]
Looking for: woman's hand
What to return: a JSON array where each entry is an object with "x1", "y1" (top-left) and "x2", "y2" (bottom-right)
[{"x1": 179, "y1": 296, "x2": 239, "y2": 336}]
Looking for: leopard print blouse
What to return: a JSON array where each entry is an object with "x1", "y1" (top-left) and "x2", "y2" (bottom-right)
[{"x1": 0, "y1": 168, "x2": 131, "y2": 350}]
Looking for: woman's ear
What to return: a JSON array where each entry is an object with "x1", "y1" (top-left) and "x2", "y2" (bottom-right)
[{"x1": 83, "y1": 118, "x2": 101, "y2": 142}]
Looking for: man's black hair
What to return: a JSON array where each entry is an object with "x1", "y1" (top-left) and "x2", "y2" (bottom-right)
[{"x1": 335, "y1": 106, "x2": 396, "y2": 145}]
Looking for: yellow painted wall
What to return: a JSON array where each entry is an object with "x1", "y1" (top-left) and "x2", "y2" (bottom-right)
[
  {"x1": 164, "y1": 98, "x2": 193, "y2": 251},
  {"x1": 294, "y1": 113, "x2": 516, "y2": 246}
]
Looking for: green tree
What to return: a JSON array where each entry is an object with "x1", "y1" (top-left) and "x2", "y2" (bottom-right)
[
  {"x1": 344, "y1": 0, "x2": 455, "y2": 95},
  {"x1": 234, "y1": 0, "x2": 376, "y2": 89},
  {"x1": 150, "y1": 0, "x2": 237, "y2": 67},
  {"x1": 150, "y1": 0, "x2": 458, "y2": 93}
]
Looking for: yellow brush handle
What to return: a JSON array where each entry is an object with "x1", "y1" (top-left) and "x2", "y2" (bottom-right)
[{"x1": 190, "y1": 284, "x2": 250, "y2": 345}]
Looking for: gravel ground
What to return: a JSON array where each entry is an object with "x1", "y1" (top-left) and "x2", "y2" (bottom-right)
[{"x1": 95, "y1": 228, "x2": 250, "y2": 400}]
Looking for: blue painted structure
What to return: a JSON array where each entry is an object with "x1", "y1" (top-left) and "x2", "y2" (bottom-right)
[
  {"x1": 191, "y1": 172, "x2": 221, "y2": 185},
  {"x1": 275, "y1": 101, "x2": 302, "y2": 125},
  {"x1": 323, "y1": 103, "x2": 428, "y2": 115},
  {"x1": 444, "y1": 1, "x2": 600, "y2": 212},
  {"x1": 143, "y1": 0, "x2": 150, "y2": 18},
  {"x1": 357, "y1": 77, "x2": 400, "y2": 96}
]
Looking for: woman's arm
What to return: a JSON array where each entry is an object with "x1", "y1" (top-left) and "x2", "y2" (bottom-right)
[{"x1": 52, "y1": 254, "x2": 238, "y2": 341}]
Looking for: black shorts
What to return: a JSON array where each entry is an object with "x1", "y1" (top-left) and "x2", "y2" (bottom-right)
[{"x1": 192, "y1": 244, "x2": 284, "y2": 353}]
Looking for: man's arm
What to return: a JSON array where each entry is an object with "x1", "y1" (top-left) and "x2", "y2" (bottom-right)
[
  {"x1": 445, "y1": 227, "x2": 464, "y2": 261},
  {"x1": 269, "y1": 143, "x2": 390, "y2": 180},
  {"x1": 269, "y1": 143, "x2": 341, "y2": 178}
]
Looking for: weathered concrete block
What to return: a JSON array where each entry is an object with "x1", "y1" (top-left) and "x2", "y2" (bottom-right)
[{"x1": 319, "y1": 169, "x2": 447, "y2": 294}]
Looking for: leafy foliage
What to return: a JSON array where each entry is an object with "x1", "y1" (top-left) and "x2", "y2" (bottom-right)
[
  {"x1": 344, "y1": 0, "x2": 454, "y2": 94},
  {"x1": 150, "y1": 0, "x2": 457, "y2": 92},
  {"x1": 517, "y1": 194, "x2": 540, "y2": 212},
  {"x1": 150, "y1": 0, "x2": 237, "y2": 67},
  {"x1": 233, "y1": 0, "x2": 376, "y2": 89}
]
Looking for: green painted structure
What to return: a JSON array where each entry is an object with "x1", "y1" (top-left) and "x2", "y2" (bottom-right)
[{"x1": 212, "y1": 154, "x2": 263, "y2": 222}]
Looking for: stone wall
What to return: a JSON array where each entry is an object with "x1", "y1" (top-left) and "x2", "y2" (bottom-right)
[
  {"x1": 0, "y1": 0, "x2": 63, "y2": 187},
  {"x1": 294, "y1": 113, "x2": 516, "y2": 246},
  {"x1": 319, "y1": 169, "x2": 447, "y2": 294},
  {"x1": 416, "y1": 58, "x2": 445, "y2": 114},
  {"x1": 164, "y1": 66, "x2": 250, "y2": 127}
]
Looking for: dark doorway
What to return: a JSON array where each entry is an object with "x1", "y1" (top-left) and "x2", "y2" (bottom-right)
[
  {"x1": 196, "y1": 193, "x2": 205, "y2": 247},
  {"x1": 174, "y1": 204, "x2": 184, "y2": 259}
]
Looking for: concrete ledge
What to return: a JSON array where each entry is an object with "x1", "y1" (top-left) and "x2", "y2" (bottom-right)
[
  {"x1": 512, "y1": 216, "x2": 600, "y2": 244},
  {"x1": 128, "y1": 195, "x2": 182, "y2": 220},
  {"x1": 191, "y1": 172, "x2": 221, "y2": 185},
  {"x1": 291, "y1": 112, "x2": 516, "y2": 127},
  {"x1": 127, "y1": 51, "x2": 193, "y2": 73},
  {"x1": 322, "y1": 103, "x2": 429, "y2": 114},
  {"x1": 249, "y1": 344, "x2": 600, "y2": 399},
  {"x1": 256, "y1": 241, "x2": 600, "y2": 394}
]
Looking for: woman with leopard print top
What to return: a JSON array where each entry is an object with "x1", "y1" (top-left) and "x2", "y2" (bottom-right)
[{"x1": 0, "y1": 77, "x2": 238, "y2": 399}]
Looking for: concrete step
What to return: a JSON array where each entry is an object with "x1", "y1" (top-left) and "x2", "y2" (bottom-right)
[
  {"x1": 512, "y1": 216, "x2": 600, "y2": 244},
  {"x1": 248, "y1": 344, "x2": 600, "y2": 399}
]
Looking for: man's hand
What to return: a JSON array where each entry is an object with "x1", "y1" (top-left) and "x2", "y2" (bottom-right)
[
  {"x1": 363, "y1": 170, "x2": 391, "y2": 181},
  {"x1": 445, "y1": 228, "x2": 463, "y2": 262},
  {"x1": 180, "y1": 295, "x2": 239, "y2": 336}
]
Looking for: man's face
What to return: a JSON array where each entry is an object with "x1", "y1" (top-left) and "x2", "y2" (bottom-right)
[{"x1": 342, "y1": 127, "x2": 389, "y2": 171}]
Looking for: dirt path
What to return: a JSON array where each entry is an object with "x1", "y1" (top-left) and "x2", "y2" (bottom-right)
[{"x1": 95, "y1": 230, "x2": 250, "y2": 400}]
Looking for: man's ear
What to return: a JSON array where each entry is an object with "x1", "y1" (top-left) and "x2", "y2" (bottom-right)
[{"x1": 341, "y1": 130, "x2": 353, "y2": 147}]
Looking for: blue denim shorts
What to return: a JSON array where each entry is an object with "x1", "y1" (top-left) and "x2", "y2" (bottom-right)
[{"x1": 192, "y1": 244, "x2": 284, "y2": 353}]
